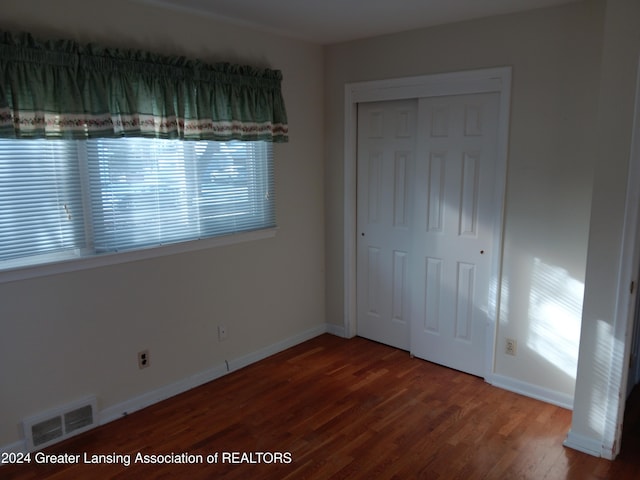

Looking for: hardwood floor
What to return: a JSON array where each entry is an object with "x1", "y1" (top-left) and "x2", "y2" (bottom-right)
[{"x1": 3, "y1": 334, "x2": 640, "y2": 479}]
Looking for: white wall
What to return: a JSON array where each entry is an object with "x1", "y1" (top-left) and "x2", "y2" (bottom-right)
[
  {"x1": 568, "y1": 0, "x2": 640, "y2": 458},
  {"x1": 0, "y1": 0, "x2": 325, "y2": 448},
  {"x1": 325, "y1": 1, "x2": 604, "y2": 403}
]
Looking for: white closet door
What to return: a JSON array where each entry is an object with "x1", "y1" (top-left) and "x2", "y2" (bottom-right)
[
  {"x1": 356, "y1": 99, "x2": 417, "y2": 350},
  {"x1": 356, "y1": 92, "x2": 500, "y2": 378},
  {"x1": 410, "y1": 93, "x2": 500, "y2": 376}
]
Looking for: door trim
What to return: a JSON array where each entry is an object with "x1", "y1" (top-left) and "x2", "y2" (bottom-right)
[
  {"x1": 603, "y1": 52, "x2": 640, "y2": 458},
  {"x1": 343, "y1": 67, "x2": 512, "y2": 380}
]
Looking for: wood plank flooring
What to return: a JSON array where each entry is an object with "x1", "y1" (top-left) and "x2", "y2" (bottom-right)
[{"x1": 3, "y1": 334, "x2": 640, "y2": 479}]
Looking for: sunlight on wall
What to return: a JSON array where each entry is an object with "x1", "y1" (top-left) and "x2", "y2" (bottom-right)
[
  {"x1": 587, "y1": 319, "x2": 619, "y2": 436},
  {"x1": 488, "y1": 274, "x2": 501, "y2": 321},
  {"x1": 526, "y1": 258, "x2": 584, "y2": 379}
]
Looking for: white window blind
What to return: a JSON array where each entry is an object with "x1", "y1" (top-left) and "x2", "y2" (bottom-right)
[
  {"x1": 0, "y1": 140, "x2": 85, "y2": 263},
  {"x1": 0, "y1": 137, "x2": 275, "y2": 272}
]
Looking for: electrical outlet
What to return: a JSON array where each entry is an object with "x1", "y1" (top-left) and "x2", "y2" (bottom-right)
[
  {"x1": 138, "y1": 350, "x2": 150, "y2": 369},
  {"x1": 505, "y1": 338, "x2": 517, "y2": 356},
  {"x1": 218, "y1": 325, "x2": 228, "y2": 342}
]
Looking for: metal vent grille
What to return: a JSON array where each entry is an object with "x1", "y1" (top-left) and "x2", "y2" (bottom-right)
[
  {"x1": 23, "y1": 396, "x2": 97, "y2": 451},
  {"x1": 64, "y1": 405, "x2": 93, "y2": 434},
  {"x1": 31, "y1": 417, "x2": 63, "y2": 447}
]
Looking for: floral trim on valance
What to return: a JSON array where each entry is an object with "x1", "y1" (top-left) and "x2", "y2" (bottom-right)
[{"x1": 0, "y1": 31, "x2": 288, "y2": 142}]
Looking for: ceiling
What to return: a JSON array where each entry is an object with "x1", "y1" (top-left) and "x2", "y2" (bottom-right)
[{"x1": 136, "y1": 0, "x2": 580, "y2": 45}]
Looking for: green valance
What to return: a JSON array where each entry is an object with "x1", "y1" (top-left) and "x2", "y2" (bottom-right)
[{"x1": 0, "y1": 31, "x2": 288, "y2": 142}]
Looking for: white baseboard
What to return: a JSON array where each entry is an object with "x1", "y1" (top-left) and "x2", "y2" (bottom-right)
[
  {"x1": 227, "y1": 324, "x2": 328, "y2": 371},
  {"x1": 1, "y1": 323, "x2": 330, "y2": 457},
  {"x1": 563, "y1": 430, "x2": 604, "y2": 458},
  {"x1": 103, "y1": 323, "x2": 329, "y2": 423},
  {"x1": 99, "y1": 363, "x2": 229, "y2": 425},
  {"x1": 326, "y1": 323, "x2": 346, "y2": 337},
  {"x1": 0, "y1": 440, "x2": 27, "y2": 456},
  {"x1": 488, "y1": 373, "x2": 574, "y2": 410}
]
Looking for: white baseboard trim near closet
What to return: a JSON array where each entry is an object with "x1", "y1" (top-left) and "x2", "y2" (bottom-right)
[
  {"x1": 489, "y1": 373, "x2": 574, "y2": 410},
  {"x1": 563, "y1": 430, "x2": 604, "y2": 458}
]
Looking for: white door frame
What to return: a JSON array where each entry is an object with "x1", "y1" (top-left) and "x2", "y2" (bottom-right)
[
  {"x1": 343, "y1": 67, "x2": 512, "y2": 380},
  {"x1": 598, "y1": 53, "x2": 640, "y2": 458}
]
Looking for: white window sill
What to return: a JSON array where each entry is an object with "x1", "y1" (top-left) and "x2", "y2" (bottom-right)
[{"x1": 0, "y1": 227, "x2": 277, "y2": 284}]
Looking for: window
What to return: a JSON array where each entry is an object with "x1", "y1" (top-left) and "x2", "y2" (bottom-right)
[{"x1": 0, "y1": 138, "x2": 275, "y2": 273}]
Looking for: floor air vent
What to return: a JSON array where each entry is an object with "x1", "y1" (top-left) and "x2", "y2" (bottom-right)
[{"x1": 23, "y1": 396, "x2": 97, "y2": 451}]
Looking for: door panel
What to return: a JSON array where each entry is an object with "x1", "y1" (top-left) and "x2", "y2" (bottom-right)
[
  {"x1": 357, "y1": 99, "x2": 417, "y2": 350},
  {"x1": 410, "y1": 93, "x2": 500, "y2": 377}
]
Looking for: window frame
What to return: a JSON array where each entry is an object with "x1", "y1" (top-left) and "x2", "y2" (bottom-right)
[{"x1": 0, "y1": 138, "x2": 277, "y2": 284}]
